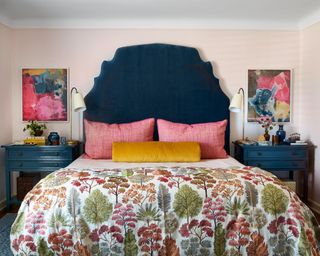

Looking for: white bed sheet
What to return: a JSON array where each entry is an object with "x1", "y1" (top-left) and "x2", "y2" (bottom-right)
[{"x1": 68, "y1": 154, "x2": 244, "y2": 169}]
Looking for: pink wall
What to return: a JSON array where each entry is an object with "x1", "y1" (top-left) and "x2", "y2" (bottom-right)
[
  {"x1": 0, "y1": 23, "x2": 12, "y2": 205},
  {"x1": 300, "y1": 22, "x2": 320, "y2": 207}
]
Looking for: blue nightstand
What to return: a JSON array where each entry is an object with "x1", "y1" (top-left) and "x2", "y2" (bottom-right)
[
  {"x1": 1, "y1": 144, "x2": 81, "y2": 210},
  {"x1": 233, "y1": 142, "x2": 311, "y2": 203}
]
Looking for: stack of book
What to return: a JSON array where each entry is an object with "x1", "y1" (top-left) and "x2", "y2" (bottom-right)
[
  {"x1": 290, "y1": 140, "x2": 308, "y2": 145},
  {"x1": 24, "y1": 136, "x2": 46, "y2": 145}
]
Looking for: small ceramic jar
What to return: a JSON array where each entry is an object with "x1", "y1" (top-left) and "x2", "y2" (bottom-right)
[{"x1": 48, "y1": 132, "x2": 60, "y2": 145}]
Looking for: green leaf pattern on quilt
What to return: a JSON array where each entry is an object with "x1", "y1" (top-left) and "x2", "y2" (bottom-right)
[
  {"x1": 124, "y1": 229, "x2": 138, "y2": 256},
  {"x1": 261, "y1": 184, "x2": 289, "y2": 215},
  {"x1": 173, "y1": 184, "x2": 202, "y2": 223},
  {"x1": 83, "y1": 189, "x2": 113, "y2": 224},
  {"x1": 214, "y1": 223, "x2": 226, "y2": 256}
]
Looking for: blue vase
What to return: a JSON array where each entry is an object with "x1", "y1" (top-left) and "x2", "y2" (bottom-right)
[
  {"x1": 276, "y1": 125, "x2": 286, "y2": 143},
  {"x1": 48, "y1": 132, "x2": 60, "y2": 145}
]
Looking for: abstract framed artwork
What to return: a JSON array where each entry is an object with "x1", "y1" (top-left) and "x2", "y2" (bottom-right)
[
  {"x1": 22, "y1": 68, "x2": 68, "y2": 121},
  {"x1": 247, "y1": 69, "x2": 292, "y2": 122}
]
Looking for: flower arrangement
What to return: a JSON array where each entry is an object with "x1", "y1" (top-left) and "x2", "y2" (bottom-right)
[
  {"x1": 256, "y1": 116, "x2": 274, "y2": 141},
  {"x1": 23, "y1": 120, "x2": 47, "y2": 136}
]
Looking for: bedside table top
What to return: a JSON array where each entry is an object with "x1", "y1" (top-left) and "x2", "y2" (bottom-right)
[
  {"x1": 233, "y1": 141, "x2": 311, "y2": 149},
  {"x1": 1, "y1": 144, "x2": 79, "y2": 149}
]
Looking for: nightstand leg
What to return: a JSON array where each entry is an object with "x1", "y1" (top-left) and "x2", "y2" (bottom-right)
[
  {"x1": 5, "y1": 168, "x2": 11, "y2": 211},
  {"x1": 289, "y1": 171, "x2": 293, "y2": 180},
  {"x1": 304, "y1": 168, "x2": 308, "y2": 203}
]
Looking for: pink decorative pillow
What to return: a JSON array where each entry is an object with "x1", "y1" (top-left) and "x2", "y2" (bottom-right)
[
  {"x1": 84, "y1": 118, "x2": 155, "y2": 159},
  {"x1": 157, "y1": 119, "x2": 228, "y2": 159}
]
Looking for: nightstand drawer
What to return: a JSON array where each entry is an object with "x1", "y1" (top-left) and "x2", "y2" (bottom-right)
[
  {"x1": 8, "y1": 149, "x2": 72, "y2": 160},
  {"x1": 247, "y1": 149, "x2": 307, "y2": 159},
  {"x1": 247, "y1": 160, "x2": 306, "y2": 170},
  {"x1": 8, "y1": 160, "x2": 71, "y2": 170}
]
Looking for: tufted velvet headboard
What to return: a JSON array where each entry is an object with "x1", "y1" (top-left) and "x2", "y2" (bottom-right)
[{"x1": 84, "y1": 43, "x2": 230, "y2": 153}]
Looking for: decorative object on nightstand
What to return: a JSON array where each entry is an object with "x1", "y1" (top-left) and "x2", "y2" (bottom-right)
[
  {"x1": 23, "y1": 120, "x2": 47, "y2": 136},
  {"x1": 276, "y1": 124, "x2": 286, "y2": 143},
  {"x1": 1, "y1": 143, "x2": 81, "y2": 210},
  {"x1": 23, "y1": 121, "x2": 47, "y2": 145},
  {"x1": 48, "y1": 132, "x2": 60, "y2": 145},
  {"x1": 233, "y1": 141, "x2": 312, "y2": 203},
  {"x1": 272, "y1": 135, "x2": 280, "y2": 145},
  {"x1": 60, "y1": 136, "x2": 67, "y2": 145},
  {"x1": 68, "y1": 87, "x2": 86, "y2": 145},
  {"x1": 23, "y1": 136, "x2": 46, "y2": 145},
  {"x1": 286, "y1": 133, "x2": 301, "y2": 143},
  {"x1": 229, "y1": 88, "x2": 246, "y2": 142},
  {"x1": 290, "y1": 140, "x2": 308, "y2": 146},
  {"x1": 256, "y1": 116, "x2": 275, "y2": 141}
]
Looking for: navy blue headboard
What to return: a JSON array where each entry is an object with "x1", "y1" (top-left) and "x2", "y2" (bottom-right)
[{"x1": 84, "y1": 43, "x2": 230, "y2": 153}]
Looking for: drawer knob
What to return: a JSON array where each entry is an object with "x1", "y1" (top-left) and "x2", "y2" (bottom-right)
[
  {"x1": 257, "y1": 152, "x2": 262, "y2": 156},
  {"x1": 19, "y1": 163, "x2": 23, "y2": 167}
]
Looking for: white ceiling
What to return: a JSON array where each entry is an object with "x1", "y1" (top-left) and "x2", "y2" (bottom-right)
[{"x1": 0, "y1": 0, "x2": 320, "y2": 30}]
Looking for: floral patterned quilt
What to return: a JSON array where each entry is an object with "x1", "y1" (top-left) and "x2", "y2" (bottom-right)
[{"x1": 11, "y1": 166, "x2": 320, "y2": 256}]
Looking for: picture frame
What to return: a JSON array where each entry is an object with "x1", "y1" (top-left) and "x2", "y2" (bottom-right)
[
  {"x1": 247, "y1": 69, "x2": 292, "y2": 123},
  {"x1": 22, "y1": 68, "x2": 69, "y2": 122}
]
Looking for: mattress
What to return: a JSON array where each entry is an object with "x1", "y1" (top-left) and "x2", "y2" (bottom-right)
[{"x1": 68, "y1": 154, "x2": 245, "y2": 169}]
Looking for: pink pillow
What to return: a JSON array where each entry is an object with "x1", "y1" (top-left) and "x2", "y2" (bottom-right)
[
  {"x1": 84, "y1": 118, "x2": 155, "y2": 159},
  {"x1": 157, "y1": 119, "x2": 227, "y2": 159}
]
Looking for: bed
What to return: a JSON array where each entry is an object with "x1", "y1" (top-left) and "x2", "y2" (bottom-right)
[{"x1": 11, "y1": 44, "x2": 320, "y2": 256}]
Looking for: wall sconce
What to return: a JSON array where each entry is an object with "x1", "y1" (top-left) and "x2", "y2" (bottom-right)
[
  {"x1": 68, "y1": 87, "x2": 86, "y2": 144},
  {"x1": 229, "y1": 88, "x2": 245, "y2": 142}
]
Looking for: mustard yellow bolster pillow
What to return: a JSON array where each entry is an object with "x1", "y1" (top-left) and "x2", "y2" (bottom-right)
[{"x1": 112, "y1": 142, "x2": 200, "y2": 162}]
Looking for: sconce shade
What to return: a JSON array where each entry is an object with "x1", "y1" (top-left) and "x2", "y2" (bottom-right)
[
  {"x1": 229, "y1": 93, "x2": 243, "y2": 113},
  {"x1": 72, "y1": 92, "x2": 86, "y2": 112}
]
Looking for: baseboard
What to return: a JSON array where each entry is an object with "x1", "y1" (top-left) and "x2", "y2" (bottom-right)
[{"x1": 308, "y1": 199, "x2": 320, "y2": 215}]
